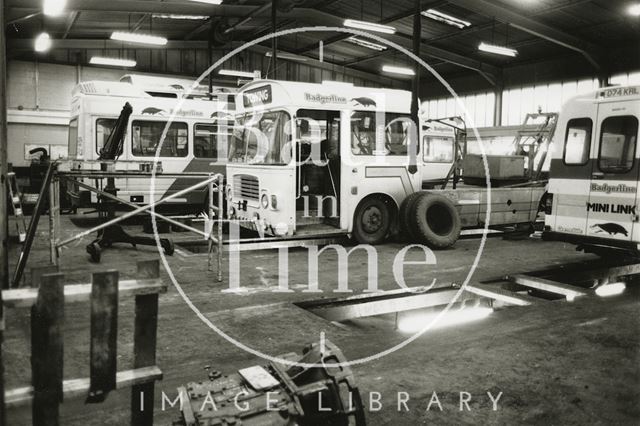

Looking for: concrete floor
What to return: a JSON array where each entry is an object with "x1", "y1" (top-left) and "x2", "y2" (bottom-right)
[{"x1": 3, "y1": 214, "x2": 639, "y2": 425}]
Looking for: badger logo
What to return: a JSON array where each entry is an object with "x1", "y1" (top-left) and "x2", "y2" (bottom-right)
[
  {"x1": 351, "y1": 97, "x2": 376, "y2": 107},
  {"x1": 170, "y1": 84, "x2": 184, "y2": 91},
  {"x1": 141, "y1": 107, "x2": 165, "y2": 115},
  {"x1": 591, "y1": 223, "x2": 629, "y2": 236}
]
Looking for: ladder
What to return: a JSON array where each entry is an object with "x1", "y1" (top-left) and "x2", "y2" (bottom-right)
[
  {"x1": 511, "y1": 112, "x2": 558, "y2": 180},
  {"x1": 7, "y1": 171, "x2": 27, "y2": 243}
]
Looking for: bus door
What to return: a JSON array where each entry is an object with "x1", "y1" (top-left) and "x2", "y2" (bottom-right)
[
  {"x1": 585, "y1": 100, "x2": 640, "y2": 242},
  {"x1": 295, "y1": 109, "x2": 341, "y2": 226},
  {"x1": 547, "y1": 102, "x2": 596, "y2": 236}
]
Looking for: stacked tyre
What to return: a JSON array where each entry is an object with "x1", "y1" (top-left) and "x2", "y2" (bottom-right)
[{"x1": 399, "y1": 192, "x2": 461, "y2": 249}]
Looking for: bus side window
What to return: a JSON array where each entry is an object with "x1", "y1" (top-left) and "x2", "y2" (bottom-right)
[
  {"x1": 194, "y1": 123, "x2": 218, "y2": 159},
  {"x1": 598, "y1": 116, "x2": 639, "y2": 173},
  {"x1": 131, "y1": 121, "x2": 188, "y2": 157},
  {"x1": 96, "y1": 118, "x2": 118, "y2": 155},
  {"x1": 423, "y1": 135, "x2": 454, "y2": 163},
  {"x1": 563, "y1": 118, "x2": 592, "y2": 165}
]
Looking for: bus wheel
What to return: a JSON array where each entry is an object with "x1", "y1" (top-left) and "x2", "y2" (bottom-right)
[
  {"x1": 411, "y1": 193, "x2": 461, "y2": 249},
  {"x1": 353, "y1": 197, "x2": 392, "y2": 245}
]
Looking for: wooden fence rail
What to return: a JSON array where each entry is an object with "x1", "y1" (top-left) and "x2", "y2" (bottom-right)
[{"x1": 1, "y1": 259, "x2": 166, "y2": 426}]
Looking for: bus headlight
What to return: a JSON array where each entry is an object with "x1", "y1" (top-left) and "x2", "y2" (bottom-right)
[
  {"x1": 270, "y1": 194, "x2": 278, "y2": 210},
  {"x1": 261, "y1": 193, "x2": 269, "y2": 209}
]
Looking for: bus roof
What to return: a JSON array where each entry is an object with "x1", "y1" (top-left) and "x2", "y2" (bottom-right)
[
  {"x1": 72, "y1": 81, "x2": 151, "y2": 98},
  {"x1": 564, "y1": 84, "x2": 640, "y2": 107},
  {"x1": 235, "y1": 79, "x2": 413, "y2": 114}
]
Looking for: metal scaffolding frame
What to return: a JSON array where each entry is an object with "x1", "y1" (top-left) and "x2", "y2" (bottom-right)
[{"x1": 50, "y1": 170, "x2": 225, "y2": 282}]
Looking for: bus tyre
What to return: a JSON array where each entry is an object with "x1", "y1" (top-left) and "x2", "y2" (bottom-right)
[
  {"x1": 411, "y1": 193, "x2": 461, "y2": 249},
  {"x1": 398, "y1": 192, "x2": 423, "y2": 240},
  {"x1": 353, "y1": 197, "x2": 392, "y2": 245}
]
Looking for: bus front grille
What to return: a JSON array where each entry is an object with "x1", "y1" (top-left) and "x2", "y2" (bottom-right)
[{"x1": 233, "y1": 174, "x2": 259, "y2": 201}]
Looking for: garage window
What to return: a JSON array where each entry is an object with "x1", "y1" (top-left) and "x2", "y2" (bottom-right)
[
  {"x1": 563, "y1": 118, "x2": 592, "y2": 165},
  {"x1": 131, "y1": 121, "x2": 188, "y2": 157},
  {"x1": 598, "y1": 116, "x2": 638, "y2": 173}
]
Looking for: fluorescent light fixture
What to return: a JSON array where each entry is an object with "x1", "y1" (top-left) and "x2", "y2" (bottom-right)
[
  {"x1": 629, "y1": 3, "x2": 640, "y2": 16},
  {"x1": 110, "y1": 32, "x2": 167, "y2": 46},
  {"x1": 34, "y1": 33, "x2": 52, "y2": 52},
  {"x1": 478, "y1": 42, "x2": 518, "y2": 57},
  {"x1": 188, "y1": 0, "x2": 223, "y2": 4},
  {"x1": 421, "y1": 9, "x2": 471, "y2": 29},
  {"x1": 398, "y1": 307, "x2": 493, "y2": 333},
  {"x1": 43, "y1": 0, "x2": 67, "y2": 17},
  {"x1": 343, "y1": 19, "x2": 396, "y2": 34},
  {"x1": 219, "y1": 69, "x2": 256, "y2": 78},
  {"x1": 265, "y1": 51, "x2": 308, "y2": 62},
  {"x1": 90, "y1": 56, "x2": 136, "y2": 67},
  {"x1": 346, "y1": 36, "x2": 387, "y2": 51},
  {"x1": 595, "y1": 282, "x2": 626, "y2": 297},
  {"x1": 152, "y1": 14, "x2": 209, "y2": 20},
  {"x1": 382, "y1": 65, "x2": 415, "y2": 76}
]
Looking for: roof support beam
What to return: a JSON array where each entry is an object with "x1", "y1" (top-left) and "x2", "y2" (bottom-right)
[
  {"x1": 5, "y1": 39, "x2": 398, "y2": 87},
  {"x1": 8, "y1": 0, "x2": 256, "y2": 16},
  {"x1": 294, "y1": 0, "x2": 447, "y2": 55},
  {"x1": 446, "y1": 0, "x2": 605, "y2": 70},
  {"x1": 6, "y1": 0, "x2": 500, "y2": 83},
  {"x1": 62, "y1": 11, "x2": 79, "y2": 39}
]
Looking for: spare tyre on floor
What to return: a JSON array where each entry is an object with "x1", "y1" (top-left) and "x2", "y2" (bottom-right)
[
  {"x1": 410, "y1": 192, "x2": 461, "y2": 249},
  {"x1": 398, "y1": 191, "x2": 423, "y2": 238}
]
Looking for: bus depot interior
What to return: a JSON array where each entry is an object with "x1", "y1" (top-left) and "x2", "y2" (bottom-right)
[{"x1": 0, "y1": 1, "x2": 639, "y2": 425}]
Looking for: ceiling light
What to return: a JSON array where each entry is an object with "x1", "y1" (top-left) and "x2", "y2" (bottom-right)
[
  {"x1": 43, "y1": 0, "x2": 66, "y2": 17},
  {"x1": 188, "y1": 0, "x2": 223, "y2": 4},
  {"x1": 478, "y1": 42, "x2": 518, "y2": 57},
  {"x1": 110, "y1": 32, "x2": 167, "y2": 46},
  {"x1": 265, "y1": 51, "x2": 308, "y2": 62},
  {"x1": 629, "y1": 3, "x2": 640, "y2": 16},
  {"x1": 595, "y1": 282, "x2": 626, "y2": 297},
  {"x1": 421, "y1": 9, "x2": 471, "y2": 29},
  {"x1": 90, "y1": 56, "x2": 136, "y2": 67},
  {"x1": 382, "y1": 65, "x2": 415, "y2": 76},
  {"x1": 219, "y1": 69, "x2": 257, "y2": 78},
  {"x1": 152, "y1": 14, "x2": 209, "y2": 20},
  {"x1": 346, "y1": 36, "x2": 387, "y2": 51},
  {"x1": 343, "y1": 19, "x2": 396, "y2": 34},
  {"x1": 34, "y1": 32, "x2": 52, "y2": 52}
]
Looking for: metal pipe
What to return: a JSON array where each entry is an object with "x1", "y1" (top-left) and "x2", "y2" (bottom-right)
[
  {"x1": 56, "y1": 175, "x2": 222, "y2": 248},
  {"x1": 224, "y1": 3, "x2": 270, "y2": 34},
  {"x1": 49, "y1": 177, "x2": 57, "y2": 265},
  {"x1": 0, "y1": 0, "x2": 8, "y2": 418},
  {"x1": 217, "y1": 176, "x2": 223, "y2": 282},
  {"x1": 207, "y1": 177, "x2": 215, "y2": 271},
  {"x1": 408, "y1": 0, "x2": 421, "y2": 176},
  {"x1": 208, "y1": 19, "x2": 213, "y2": 101},
  {"x1": 271, "y1": 0, "x2": 277, "y2": 78}
]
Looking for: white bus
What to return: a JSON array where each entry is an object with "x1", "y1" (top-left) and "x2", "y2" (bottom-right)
[
  {"x1": 67, "y1": 77, "x2": 234, "y2": 210},
  {"x1": 544, "y1": 85, "x2": 640, "y2": 255},
  {"x1": 226, "y1": 79, "x2": 443, "y2": 244}
]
